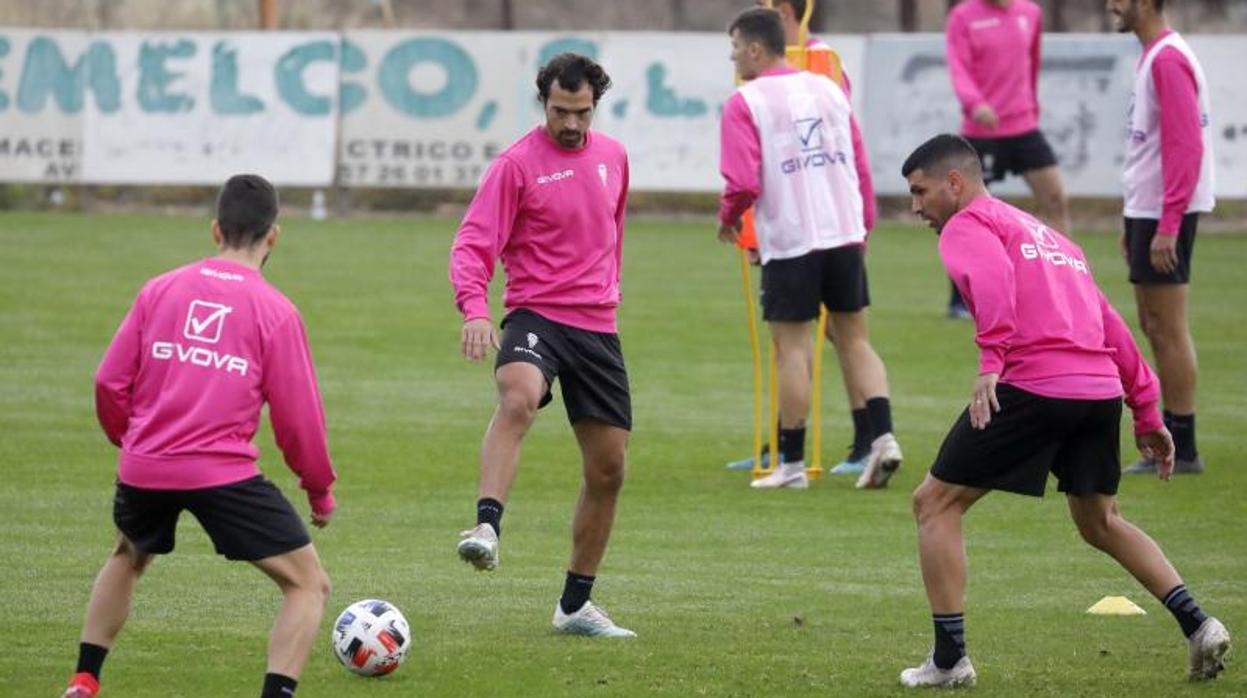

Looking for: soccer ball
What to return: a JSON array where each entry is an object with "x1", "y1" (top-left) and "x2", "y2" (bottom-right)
[{"x1": 330, "y1": 599, "x2": 412, "y2": 677}]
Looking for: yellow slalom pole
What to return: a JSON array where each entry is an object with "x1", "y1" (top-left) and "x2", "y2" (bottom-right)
[
  {"x1": 808, "y1": 306, "x2": 828, "y2": 479},
  {"x1": 766, "y1": 338, "x2": 779, "y2": 477},
  {"x1": 738, "y1": 248, "x2": 765, "y2": 479}
]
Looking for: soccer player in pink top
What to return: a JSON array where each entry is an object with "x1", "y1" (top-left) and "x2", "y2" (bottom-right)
[
  {"x1": 722, "y1": 0, "x2": 894, "y2": 479},
  {"x1": 897, "y1": 135, "x2": 1229, "y2": 688},
  {"x1": 449, "y1": 54, "x2": 634, "y2": 638},
  {"x1": 1110, "y1": 0, "x2": 1215, "y2": 476},
  {"x1": 945, "y1": 0, "x2": 1070, "y2": 319},
  {"x1": 718, "y1": 8, "x2": 901, "y2": 492},
  {"x1": 61, "y1": 175, "x2": 337, "y2": 698}
]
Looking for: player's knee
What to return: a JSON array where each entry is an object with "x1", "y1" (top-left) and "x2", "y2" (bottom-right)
[
  {"x1": 1135, "y1": 307, "x2": 1154, "y2": 338},
  {"x1": 497, "y1": 388, "x2": 539, "y2": 426},
  {"x1": 1074, "y1": 514, "x2": 1114, "y2": 551},
  {"x1": 114, "y1": 537, "x2": 151, "y2": 573},
  {"x1": 315, "y1": 569, "x2": 333, "y2": 605},
  {"x1": 1141, "y1": 315, "x2": 1178, "y2": 349},
  {"x1": 290, "y1": 565, "x2": 332, "y2": 604},
  {"x1": 773, "y1": 343, "x2": 806, "y2": 366},
  {"x1": 1041, "y1": 190, "x2": 1067, "y2": 217},
  {"x1": 586, "y1": 456, "x2": 626, "y2": 495},
  {"x1": 911, "y1": 483, "x2": 937, "y2": 521}
]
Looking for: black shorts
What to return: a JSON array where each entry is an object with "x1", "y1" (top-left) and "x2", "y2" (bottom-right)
[
  {"x1": 113, "y1": 476, "x2": 311, "y2": 561},
  {"x1": 495, "y1": 309, "x2": 632, "y2": 430},
  {"x1": 966, "y1": 130, "x2": 1058, "y2": 184},
  {"x1": 760, "y1": 244, "x2": 870, "y2": 321},
  {"x1": 1125, "y1": 214, "x2": 1198, "y2": 285},
  {"x1": 931, "y1": 384, "x2": 1122, "y2": 497}
]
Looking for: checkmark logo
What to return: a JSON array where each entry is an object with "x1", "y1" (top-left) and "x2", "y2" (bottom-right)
[
  {"x1": 183, "y1": 300, "x2": 233, "y2": 344},
  {"x1": 795, "y1": 118, "x2": 824, "y2": 151}
]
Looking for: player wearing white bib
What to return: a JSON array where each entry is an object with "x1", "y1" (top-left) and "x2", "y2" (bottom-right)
[
  {"x1": 718, "y1": 7, "x2": 901, "y2": 491},
  {"x1": 1109, "y1": 0, "x2": 1215, "y2": 476}
]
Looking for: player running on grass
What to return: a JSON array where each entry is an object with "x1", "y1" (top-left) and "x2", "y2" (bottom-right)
[
  {"x1": 718, "y1": 7, "x2": 901, "y2": 491},
  {"x1": 62, "y1": 175, "x2": 337, "y2": 698},
  {"x1": 897, "y1": 134, "x2": 1229, "y2": 688},
  {"x1": 449, "y1": 53, "x2": 635, "y2": 638}
]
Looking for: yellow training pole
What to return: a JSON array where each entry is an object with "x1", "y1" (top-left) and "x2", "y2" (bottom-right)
[
  {"x1": 738, "y1": 248, "x2": 765, "y2": 479},
  {"x1": 764, "y1": 339, "x2": 779, "y2": 477},
  {"x1": 807, "y1": 306, "x2": 828, "y2": 479}
]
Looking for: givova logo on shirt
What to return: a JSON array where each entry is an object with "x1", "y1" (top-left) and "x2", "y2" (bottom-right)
[
  {"x1": 1017, "y1": 218, "x2": 1089, "y2": 274},
  {"x1": 149, "y1": 299, "x2": 249, "y2": 375},
  {"x1": 781, "y1": 118, "x2": 847, "y2": 174},
  {"x1": 537, "y1": 169, "x2": 574, "y2": 185},
  {"x1": 184, "y1": 300, "x2": 232, "y2": 343}
]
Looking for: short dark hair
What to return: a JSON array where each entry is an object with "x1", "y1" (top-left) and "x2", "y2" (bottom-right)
[
  {"x1": 216, "y1": 174, "x2": 278, "y2": 248},
  {"x1": 901, "y1": 134, "x2": 983, "y2": 180},
  {"x1": 774, "y1": 0, "x2": 808, "y2": 20},
  {"x1": 536, "y1": 53, "x2": 612, "y2": 105},
  {"x1": 1154, "y1": 0, "x2": 1166, "y2": 11},
  {"x1": 729, "y1": 8, "x2": 786, "y2": 57}
]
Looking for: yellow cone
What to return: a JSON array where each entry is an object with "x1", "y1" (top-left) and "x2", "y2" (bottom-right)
[{"x1": 1087, "y1": 596, "x2": 1147, "y2": 615}]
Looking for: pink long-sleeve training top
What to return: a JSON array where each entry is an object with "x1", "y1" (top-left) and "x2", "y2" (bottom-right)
[
  {"x1": 450, "y1": 126, "x2": 629, "y2": 333},
  {"x1": 718, "y1": 65, "x2": 876, "y2": 234},
  {"x1": 939, "y1": 196, "x2": 1163, "y2": 435},
  {"x1": 946, "y1": 0, "x2": 1044, "y2": 139},
  {"x1": 95, "y1": 258, "x2": 337, "y2": 515}
]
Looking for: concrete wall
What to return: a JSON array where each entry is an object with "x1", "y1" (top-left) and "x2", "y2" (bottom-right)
[{"x1": 1, "y1": 0, "x2": 1244, "y2": 33}]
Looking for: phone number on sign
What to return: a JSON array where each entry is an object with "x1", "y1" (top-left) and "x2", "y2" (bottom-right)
[{"x1": 336, "y1": 163, "x2": 486, "y2": 187}]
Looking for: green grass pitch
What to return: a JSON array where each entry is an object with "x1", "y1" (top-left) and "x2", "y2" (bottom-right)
[{"x1": 1, "y1": 211, "x2": 1243, "y2": 696}]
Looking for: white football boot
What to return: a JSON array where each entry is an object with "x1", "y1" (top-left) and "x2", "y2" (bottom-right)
[
  {"x1": 857, "y1": 433, "x2": 903, "y2": 489},
  {"x1": 750, "y1": 462, "x2": 809, "y2": 490},
  {"x1": 552, "y1": 601, "x2": 636, "y2": 638},
  {"x1": 1188, "y1": 617, "x2": 1231, "y2": 681},
  {"x1": 456, "y1": 523, "x2": 499, "y2": 571},
  {"x1": 900, "y1": 654, "x2": 977, "y2": 688}
]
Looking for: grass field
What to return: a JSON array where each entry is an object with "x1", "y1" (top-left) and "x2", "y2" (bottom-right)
[{"x1": 1, "y1": 210, "x2": 1244, "y2": 697}]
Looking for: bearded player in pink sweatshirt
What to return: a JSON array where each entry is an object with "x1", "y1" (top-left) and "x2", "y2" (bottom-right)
[
  {"x1": 897, "y1": 135, "x2": 1229, "y2": 688},
  {"x1": 449, "y1": 54, "x2": 634, "y2": 638},
  {"x1": 62, "y1": 175, "x2": 337, "y2": 698}
]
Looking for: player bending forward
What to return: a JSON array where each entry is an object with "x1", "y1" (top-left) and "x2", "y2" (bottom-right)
[{"x1": 896, "y1": 135, "x2": 1229, "y2": 688}]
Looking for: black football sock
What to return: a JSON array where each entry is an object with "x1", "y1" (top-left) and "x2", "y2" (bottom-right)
[
  {"x1": 865, "y1": 397, "x2": 894, "y2": 440},
  {"x1": 1163, "y1": 584, "x2": 1208, "y2": 638},
  {"x1": 1165, "y1": 411, "x2": 1198, "y2": 461},
  {"x1": 476, "y1": 497, "x2": 504, "y2": 537},
  {"x1": 932, "y1": 613, "x2": 967, "y2": 670},
  {"x1": 560, "y1": 571, "x2": 596, "y2": 615},
  {"x1": 76, "y1": 642, "x2": 109, "y2": 681},
  {"x1": 778, "y1": 426, "x2": 806, "y2": 465},
  {"x1": 850, "y1": 408, "x2": 871, "y2": 459},
  {"x1": 260, "y1": 673, "x2": 297, "y2": 697}
]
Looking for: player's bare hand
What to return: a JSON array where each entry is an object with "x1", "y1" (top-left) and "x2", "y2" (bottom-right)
[
  {"x1": 1149, "y1": 233, "x2": 1179, "y2": 274},
  {"x1": 310, "y1": 509, "x2": 333, "y2": 529},
  {"x1": 461, "y1": 318, "x2": 498, "y2": 362},
  {"x1": 972, "y1": 104, "x2": 999, "y2": 130},
  {"x1": 1118, "y1": 231, "x2": 1128, "y2": 263},
  {"x1": 746, "y1": 248, "x2": 761, "y2": 266},
  {"x1": 969, "y1": 372, "x2": 1000, "y2": 430},
  {"x1": 718, "y1": 219, "x2": 742, "y2": 244},
  {"x1": 1137, "y1": 427, "x2": 1176, "y2": 481}
]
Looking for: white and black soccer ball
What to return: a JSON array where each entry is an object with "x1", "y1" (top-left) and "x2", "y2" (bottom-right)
[{"x1": 330, "y1": 599, "x2": 412, "y2": 677}]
